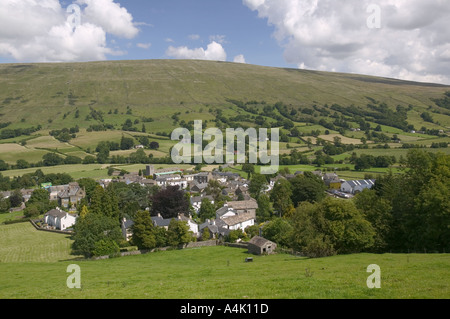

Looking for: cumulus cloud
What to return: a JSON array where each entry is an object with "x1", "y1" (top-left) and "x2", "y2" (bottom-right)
[
  {"x1": 137, "y1": 43, "x2": 152, "y2": 49},
  {"x1": 166, "y1": 41, "x2": 227, "y2": 61},
  {"x1": 233, "y1": 54, "x2": 246, "y2": 63},
  {"x1": 243, "y1": 0, "x2": 450, "y2": 84},
  {"x1": 0, "y1": 0, "x2": 139, "y2": 62}
]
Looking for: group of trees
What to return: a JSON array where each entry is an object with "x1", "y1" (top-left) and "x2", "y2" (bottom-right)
[
  {"x1": 258, "y1": 149, "x2": 449, "y2": 257},
  {"x1": 71, "y1": 182, "x2": 197, "y2": 258},
  {"x1": 248, "y1": 171, "x2": 327, "y2": 222}
]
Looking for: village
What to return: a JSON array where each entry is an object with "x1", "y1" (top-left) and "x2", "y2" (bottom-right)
[{"x1": 0, "y1": 164, "x2": 377, "y2": 256}]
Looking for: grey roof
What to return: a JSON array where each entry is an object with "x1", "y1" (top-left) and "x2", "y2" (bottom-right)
[
  {"x1": 221, "y1": 212, "x2": 255, "y2": 226},
  {"x1": 151, "y1": 216, "x2": 172, "y2": 227},
  {"x1": 45, "y1": 209, "x2": 67, "y2": 219},
  {"x1": 344, "y1": 179, "x2": 376, "y2": 187},
  {"x1": 249, "y1": 236, "x2": 274, "y2": 247}
]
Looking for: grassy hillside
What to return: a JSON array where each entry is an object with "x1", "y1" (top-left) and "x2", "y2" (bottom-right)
[
  {"x1": 0, "y1": 59, "x2": 449, "y2": 174},
  {"x1": 1, "y1": 59, "x2": 449, "y2": 131},
  {"x1": 0, "y1": 232, "x2": 448, "y2": 299}
]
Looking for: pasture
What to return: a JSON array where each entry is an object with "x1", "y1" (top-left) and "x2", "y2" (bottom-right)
[{"x1": 0, "y1": 237, "x2": 448, "y2": 299}]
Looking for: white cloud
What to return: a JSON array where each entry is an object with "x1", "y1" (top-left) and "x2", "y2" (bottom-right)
[
  {"x1": 137, "y1": 43, "x2": 152, "y2": 49},
  {"x1": 233, "y1": 54, "x2": 246, "y2": 63},
  {"x1": 188, "y1": 34, "x2": 201, "y2": 40},
  {"x1": 77, "y1": 0, "x2": 139, "y2": 39},
  {"x1": 0, "y1": 0, "x2": 138, "y2": 62},
  {"x1": 243, "y1": 0, "x2": 450, "y2": 84},
  {"x1": 166, "y1": 41, "x2": 227, "y2": 61}
]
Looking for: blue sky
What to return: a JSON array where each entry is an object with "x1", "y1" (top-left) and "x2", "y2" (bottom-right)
[
  {"x1": 0, "y1": 0, "x2": 449, "y2": 84},
  {"x1": 115, "y1": 0, "x2": 287, "y2": 67}
]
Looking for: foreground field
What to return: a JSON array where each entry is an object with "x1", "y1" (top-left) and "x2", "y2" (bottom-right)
[{"x1": 0, "y1": 224, "x2": 448, "y2": 299}]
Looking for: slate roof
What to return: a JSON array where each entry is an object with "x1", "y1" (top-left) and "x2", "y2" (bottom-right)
[
  {"x1": 249, "y1": 236, "x2": 273, "y2": 247},
  {"x1": 221, "y1": 212, "x2": 255, "y2": 226},
  {"x1": 45, "y1": 209, "x2": 67, "y2": 219}
]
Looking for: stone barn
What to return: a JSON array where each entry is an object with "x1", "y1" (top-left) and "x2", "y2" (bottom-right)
[{"x1": 248, "y1": 236, "x2": 277, "y2": 255}]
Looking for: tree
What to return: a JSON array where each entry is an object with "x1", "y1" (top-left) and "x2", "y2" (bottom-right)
[
  {"x1": 120, "y1": 136, "x2": 135, "y2": 150},
  {"x1": 77, "y1": 178, "x2": 98, "y2": 201},
  {"x1": 149, "y1": 141, "x2": 160, "y2": 150},
  {"x1": 270, "y1": 179, "x2": 293, "y2": 217},
  {"x1": 131, "y1": 210, "x2": 157, "y2": 250},
  {"x1": 248, "y1": 174, "x2": 267, "y2": 199},
  {"x1": 151, "y1": 186, "x2": 189, "y2": 219},
  {"x1": 89, "y1": 185, "x2": 120, "y2": 220},
  {"x1": 198, "y1": 197, "x2": 216, "y2": 222},
  {"x1": 291, "y1": 197, "x2": 375, "y2": 255},
  {"x1": 166, "y1": 219, "x2": 192, "y2": 246},
  {"x1": 16, "y1": 159, "x2": 30, "y2": 169},
  {"x1": 42, "y1": 153, "x2": 64, "y2": 166},
  {"x1": 8, "y1": 190, "x2": 23, "y2": 208},
  {"x1": 256, "y1": 194, "x2": 273, "y2": 222},
  {"x1": 79, "y1": 205, "x2": 89, "y2": 220},
  {"x1": 242, "y1": 163, "x2": 255, "y2": 179},
  {"x1": 0, "y1": 197, "x2": 11, "y2": 213},
  {"x1": 27, "y1": 188, "x2": 53, "y2": 214},
  {"x1": 262, "y1": 217, "x2": 293, "y2": 248},
  {"x1": 92, "y1": 238, "x2": 120, "y2": 257},
  {"x1": 72, "y1": 213, "x2": 123, "y2": 258},
  {"x1": 289, "y1": 172, "x2": 326, "y2": 206},
  {"x1": 354, "y1": 189, "x2": 393, "y2": 252}
]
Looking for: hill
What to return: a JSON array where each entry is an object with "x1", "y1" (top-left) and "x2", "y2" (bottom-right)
[
  {"x1": 0, "y1": 240, "x2": 448, "y2": 299},
  {"x1": 0, "y1": 59, "x2": 449, "y2": 173},
  {"x1": 1, "y1": 59, "x2": 449, "y2": 131}
]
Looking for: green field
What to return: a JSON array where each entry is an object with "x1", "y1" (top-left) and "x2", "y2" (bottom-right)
[
  {"x1": 0, "y1": 222, "x2": 80, "y2": 263},
  {"x1": 0, "y1": 223, "x2": 448, "y2": 299}
]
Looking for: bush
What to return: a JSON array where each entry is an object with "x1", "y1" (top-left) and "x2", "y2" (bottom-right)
[{"x1": 92, "y1": 239, "x2": 120, "y2": 258}]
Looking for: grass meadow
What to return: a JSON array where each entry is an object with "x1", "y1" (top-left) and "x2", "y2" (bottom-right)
[{"x1": 0, "y1": 223, "x2": 449, "y2": 299}]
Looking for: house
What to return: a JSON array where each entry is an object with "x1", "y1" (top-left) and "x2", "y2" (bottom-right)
[
  {"x1": 340, "y1": 179, "x2": 376, "y2": 194},
  {"x1": 199, "y1": 219, "x2": 230, "y2": 240},
  {"x1": 221, "y1": 212, "x2": 255, "y2": 231},
  {"x1": 190, "y1": 181, "x2": 208, "y2": 193},
  {"x1": 155, "y1": 174, "x2": 188, "y2": 189},
  {"x1": 213, "y1": 198, "x2": 258, "y2": 232},
  {"x1": 248, "y1": 236, "x2": 277, "y2": 255},
  {"x1": 122, "y1": 213, "x2": 199, "y2": 241},
  {"x1": 190, "y1": 195, "x2": 215, "y2": 213},
  {"x1": 193, "y1": 172, "x2": 212, "y2": 184},
  {"x1": 44, "y1": 208, "x2": 77, "y2": 231},
  {"x1": 121, "y1": 218, "x2": 134, "y2": 241},
  {"x1": 323, "y1": 173, "x2": 342, "y2": 190},
  {"x1": 152, "y1": 213, "x2": 199, "y2": 237},
  {"x1": 49, "y1": 183, "x2": 86, "y2": 210},
  {"x1": 227, "y1": 198, "x2": 258, "y2": 216}
]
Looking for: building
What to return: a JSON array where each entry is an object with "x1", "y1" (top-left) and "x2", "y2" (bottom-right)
[
  {"x1": 145, "y1": 165, "x2": 183, "y2": 178},
  {"x1": 340, "y1": 179, "x2": 376, "y2": 194},
  {"x1": 44, "y1": 208, "x2": 77, "y2": 231},
  {"x1": 49, "y1": 182, "x2": 86, "y2": 210},
  {"x1": 248, "y1": 236, "x2": 277, "y2": 255}
]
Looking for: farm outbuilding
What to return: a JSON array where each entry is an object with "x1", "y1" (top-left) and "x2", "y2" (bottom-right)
[{"x1": 248, "y1": 236, "x2": 277, "y2": 255}]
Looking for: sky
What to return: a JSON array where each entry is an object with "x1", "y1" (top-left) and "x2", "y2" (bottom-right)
[{"x1": 0, "y1": 0, "x2": 449, "y2": 84}]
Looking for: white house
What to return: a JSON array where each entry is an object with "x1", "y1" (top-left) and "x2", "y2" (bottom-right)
[
  {"x1": 44, "y1": 208, "x2": 77, "y2": 231},
  {"x1": 221, "y1": 212, "x2": 255, "y2": 231}
]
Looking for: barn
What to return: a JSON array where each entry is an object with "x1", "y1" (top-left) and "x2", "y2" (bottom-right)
[{"x1": 248, "y1": 236, "x2": 277, "y2": 255}]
